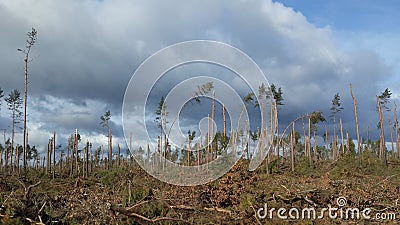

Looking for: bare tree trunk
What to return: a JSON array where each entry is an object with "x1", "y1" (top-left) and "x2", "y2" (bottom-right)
[
  {"x1": 223, "y1": 104, "x2": 226, "y2": 138},
  {"x1": 265, "y1": 125, "x2": 269, "y2": 156},
  {"x1": 59, "y1": 150, "x2": 63, "y2": 175},
  {"x1": 0, "y1": 147, "x2": 2, "y2": 173},
  {"x1": 163, "y1": 109, "x2": 167, "y2": 170},
  {"x1": 53, "y1": 131, "x2": 56, "y2": 179},
  {"x1": 325, "y1": 125, "x2": 329, "y2": 154},
  {"x1": 230, "y1": 129, "x2": 234, "y2": 157},
  {"x1": 7, "y1": 145, "x2": 11, "y2": 174},
  {"x1": 313, "y1": 129, "x2": 317, "y2": 161},
  {"x1": 14, "y1": 145, "x2": 19, "y2": 174},
  {"x1": 308, "y1": 116, "x2": 312, "y2": 166},
  {"x1": 346, "y1": 130, "x2": 350, "y2": 152},
  {"x1": 187, "y1": 134, "x2": 190, "y2": 166},
  {"x1": 108, "y1": 128, "x2": 112, "y2": 169},
  {"x1": 261, "y1": 122, "x2": 265, "y2": 171},
  {"x1": 23, "y1": 54, "x2": 28, "y2": 174},
  {"x1": 350, "y1": 83, "x2": 362, "y2": 166},
  {"x1": 42, "y1": 156, "x2": 45, "y2": 172},
  {"x1": 49, "y1": 142, "x2": 52, "y2": 173},
  {"x1": 85, "y1": 141, "x2": 89, "y2": 178},
  {"x1": 118, "y1": 144, "x2": 121, "y2": 167},
  {"x1": 35, "y1": 155, "x2": 38, "y2": 170},
  {"x1": 75, "y1": 129, "x2": 79, "y2": 176},
  {"x1": 350, "y1": 84, "x2": 362, "y2": 165},
  {"x1": 291, "y1": 122, "x2": 295, "y2": 172},
  {"x1": 207, "y1": 114, "x2": 210, "y2": 170},
  {"x1": 11, "y1": 112, "x2": 15, "y2": 173},
  {"x1": 101, "y1": 145, "x2": 105, "y2": 170},
  {"x1": 69, "y1": 139, "x2": 73, "y2": 177},
  {"x1": 275, "y1": 102, "x2": 279, "y2": 157},
  {"x1": 6, "y1": 148, "x2": 9, "y2": 173},
  {"x1": 266, "y1": 130, "x2": 270, "y2": 174},
  {"x1": 389, "y1": 119, "x2": 394, "y2": 159},
  {"x1": 211, "y1": 91, "x2": 215, "y2": 159},
  {"x1": 268, "y1": 100, "x2": 279, "y2": 174},
  {"x1": 376, "y1": 96, "x2": 386, "y2": 165},
  {"x1": 129, "y1": 131, "x2": 133, "y2": 164},
  {"x1": 3, "y1": 130, "x2": 7, "y2": 172},
  {"x1": 147, "y1": 143, "x2": 150, "y2": 168},
  {"x1": 90, "y1": 144, "x2": 93, "y2": 174},
  {"x1": 200, "y1": 133, "x2": 203, "y2": 163},
  {"x1": 159, "y1": 127, "x2": 162, "y2": 157},
  {"x1": 157, "y1": 136, "x2": 161, "y2": 168},
  {"x1": 340, "y1": 118, "x2": 345, "y2": 155},
  {"x1": 333, "y1": 113, "x2": 337, "y2": 160},
  {"x1": 83, "y1": 144, "x2": 86, "y2": 178},
  {"x1": 0, "y1": 133, "x2": 3, "y2": 172},
  {"x1": 394, "y1": 102, "x2": 399, "y2": 159},
  {"x1": 197, "y1": 139, "x2": 200, "y2": 171},
  {"x1": 366, "y1": 126, "x2": 370, "y2": 150},
  {"x1": 46, "y1": 142, "x2": 50, "y2": 174},
  {"x1": 302, "y1": 117, "x2": 306, "y2": 158}
]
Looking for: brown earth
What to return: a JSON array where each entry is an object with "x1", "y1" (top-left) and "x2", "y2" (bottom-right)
[{"x1": 1, "y1": 155, "x2": 399, "y2": 224}]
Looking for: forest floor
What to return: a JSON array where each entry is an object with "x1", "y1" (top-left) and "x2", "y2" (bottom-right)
[{"x1": 1, "y1": 153, "x2": 400, "y2": 224}]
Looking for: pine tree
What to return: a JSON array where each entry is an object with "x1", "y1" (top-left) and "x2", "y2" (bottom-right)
[
  {"x1": 18, "y1": 27, "x2": 37, "y2": 173},
  {"x1": 100, "y1": 110, "x2": 112, "y2": 169},
  {"x1": 330, "y1": 93, "x2": 343, "y2": 160},
  {"x1": 5, "y1": 89, "x2": 23, "y2": 173}
]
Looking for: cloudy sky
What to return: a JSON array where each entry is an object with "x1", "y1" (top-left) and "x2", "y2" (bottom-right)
[{"x1": 0, "y1": 0, "x2": 399, "y2": 156}]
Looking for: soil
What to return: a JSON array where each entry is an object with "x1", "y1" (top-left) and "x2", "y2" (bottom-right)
[{"x1": 1, "y1": 158, "x2": 399, "y2": 224}]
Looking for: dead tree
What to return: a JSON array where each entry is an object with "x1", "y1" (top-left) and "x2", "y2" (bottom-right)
[
  {"x1": 69, "y1": 137, "x2": 74, "y2": 177},
  {"x1": 350, "y1": 84, "x2": 362, "y2": 165},
  {"x1": 223, "y1": 104, "x2": 227, "y2": 138},
  {"x1": 340, "y1": 118, "x2": 345, "y2": 155},
  {"x1": 84, "y1": 141, "x2": 89, "y2": 178},
  {"x1": 129, "y1": 132, "x2": 133, "y2": 165},
  {"x1": 324, "y1": 125, "x2": 329, "y2": 153},
  {"x1": 376, "y1": 96, "x2": 386, "y2": 165},
  {"x1": 89, "y1": 142, "x2": 93, "y2": 174},
  {"x1": 53, "y1": 131, "x2": 56, "y2": 179},
  {"x1": 46, "y1": 139, "x2": 52, "y2": 175},
  {"x1": 389, "y1": 119, "x2": 394, "y2": 158},
  {"x1": 211, "y1": 91, "x2": 215, "y2": 159},
  {"x1": 308, "y1": 115, "x2": 311, "y2": 165},
  {"x1": 75, "y1": 129, "x2": 79, "y2": 176},
  {"x1": 291, "y1": 122, "x2": 295, "y2": 172},
  {"x1": 163, "y1": 103, "x2": 168, "y2": 169},
  {"x1": 395, "y1": 102, "x2": 399, "y2": 159},
  {"x1": 302, "y1": 117, "x2": 307, "y2": 158},
  {"x1": 207, "y1": 114, "x2": 210, "y2": 169},
  {"x1": 117, "y1": 144, "x2": 121, "y2": 167}
]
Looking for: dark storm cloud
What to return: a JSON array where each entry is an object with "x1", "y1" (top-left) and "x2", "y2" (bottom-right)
[{"x1": 0, "y1": 0, "x2": 397, "y2": 151}]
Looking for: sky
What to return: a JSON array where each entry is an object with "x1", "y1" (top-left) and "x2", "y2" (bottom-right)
[{"x1": 0, "y1": 0, "x2": 399, "y2": 156}]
